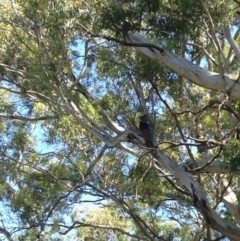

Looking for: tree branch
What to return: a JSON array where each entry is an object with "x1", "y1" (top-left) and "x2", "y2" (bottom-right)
[
  {"x1": 224, "y1": 27, "x2": 240, "y2": 63},
  {"x1": 59, "y1": 221, "x2": 148, "y2": 240},
  {"x1": 126, "y1": 32, "x2": 240, "y2": 99},
  {"x1": 0, "y1": 114, "x2": 56, "y2": 121},
  {"x1": 152, "y1": 151, "x2": 240, "y2": 240}
]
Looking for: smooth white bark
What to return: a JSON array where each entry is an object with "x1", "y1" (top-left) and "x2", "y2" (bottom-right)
[
  {"x1": 224, "y1": 27, "x2": 240, "y2": 63},
  {"x1": 153, "y1": 151, "x2": 240, "y2": 240},
  {"x1": 125, "y1": 32, "x2": 240, "y2": 240},
  {"x1": 127, "y1": 32, "x2": 240, "y2": 99},
  {"x1": 221, "y1": 178, "x2": 240, "y2": 224},
  {"x1": 184, "y1": 155, "x2": 240, "y2": 174}
]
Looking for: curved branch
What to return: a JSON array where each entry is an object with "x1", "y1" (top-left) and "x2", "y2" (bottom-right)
[
  {"x1": 86, "y1": 184, "x2": 165, "y2": 241},
  {"x1": 0, "y1": 227, "x2": 12, "y2": 241},
  {"x1": 126, "y1": 32, "x2": 240, "y2": 99},
  {"x1": 184, "y1": 155, "x2": 240, "y2": 175},
  {"x1": 224, "y1": 27, "x2": 240, "y2": 63},
  {"x1": 152, "y1": 151, "x2": 240, "y2": 241},
  {"x1": 220, "y1": 177, "x2": 240, "y2": 223},
  {"x1": 59, "y1": 221, "x2": 148, "y2": 240}
]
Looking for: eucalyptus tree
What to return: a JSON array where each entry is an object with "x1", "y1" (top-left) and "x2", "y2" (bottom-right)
[{"x1": 0, "y1": 0, "x2": 240, "y2": 240}]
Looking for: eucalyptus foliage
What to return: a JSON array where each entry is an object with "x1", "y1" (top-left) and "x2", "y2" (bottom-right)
[{"x1": 0, "y1": 0, "x2": 240, "y2": 240}]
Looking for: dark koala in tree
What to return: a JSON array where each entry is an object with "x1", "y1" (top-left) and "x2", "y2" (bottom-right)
[{"x1": 139, "y1": 114, "x2": 155, "y2": 148}]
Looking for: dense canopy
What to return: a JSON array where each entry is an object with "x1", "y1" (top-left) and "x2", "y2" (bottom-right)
[{"x1": 1, "y1": 0, "x2": 240, "y2": 240}]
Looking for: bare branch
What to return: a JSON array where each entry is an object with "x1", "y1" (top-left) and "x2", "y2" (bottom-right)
[
  {"x1": 184, "y1": 155, "x2": 240, "y2": 175},
  {"x1": 152, "y1": 151, "x2": 240, "y2": 240},
  {"x1": 224, "y1": 27, "x2": 240, "y2": 63},
  {"x1": 0, "y1": 114, "x2": 56, "y2": 121},
  {"x1": 201, "y1": 0, "x2": 226, "y2": 84},
  {"x1": 59, "y1": 221, "x2": 148, "y2": 240},
  {"x1": 126, "y1": 32, "x2": 240, "y2": 98},
  {"x1": 0, "y1": 227, "x2": 13, "y2": 241},
  {"x1": 220, "y1": 177, "x2": 240, "y2": 223},
  {"x1": 86, "y1": 145, "x2": 107, "y2": 176}
]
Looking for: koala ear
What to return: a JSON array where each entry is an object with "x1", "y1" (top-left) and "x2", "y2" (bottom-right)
[{"x1": 140, "y1": 114, "x2": 148, "y2": 122}]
